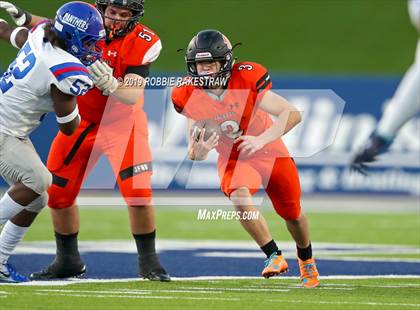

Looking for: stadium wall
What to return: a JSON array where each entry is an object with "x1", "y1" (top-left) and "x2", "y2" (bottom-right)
[{"x1": 1, "y1": 75, "x2": 418, "y2": 196}]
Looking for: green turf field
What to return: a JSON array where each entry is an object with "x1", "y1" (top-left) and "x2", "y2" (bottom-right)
[
  {"x1": 1, "y1": 206, "x2": 418, "y2": 310},
  {"x1": 1, "y1": 0, "x2": 418, "y2": 74},
  {"x1": 3, "y1": 200, "x2": 420, "y2": 310},
  {"x1": 25, "y1": 207, "x2": 420, "y2": 247},
  {"x1": 0, "y1": 278, "x2": 419, "y2": 310}
]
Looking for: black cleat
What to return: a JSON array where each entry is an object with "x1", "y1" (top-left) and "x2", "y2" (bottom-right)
[
  {"x1": 30, "y1": 256, "x2": 86, "y2": 280},
  {"x1": 140, "y1": 267, "x2": 171, "y2": 282},
  {"x1": 139, "y1": 254, "x2": 171, "y2": 282}
]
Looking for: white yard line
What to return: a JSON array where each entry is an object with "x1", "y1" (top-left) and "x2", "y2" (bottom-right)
[
  {"x1": 39, "y1": 288, "x2": 223, "y2": 294},
  {"x1": 267, "y1": 299, "x2": 420, "y2": 308},
  {"x1": 178, "y1": 286, "x2": 290, "y2": 292},
  {"x1": 0, "y1": 275, "x2": 418, "y2": 286},
  {"x1": 34, "y1": 292, "x2": 240, "y2": 301},
  {"x1": 15, "y1": 240, "x2": 420, "y2": 255},
  {"x1": 246, "y1": 284, "x2": 419, "y2": 289},
  {"x1": 197, "y1": 251, "x2": 420, "y2": 262}
]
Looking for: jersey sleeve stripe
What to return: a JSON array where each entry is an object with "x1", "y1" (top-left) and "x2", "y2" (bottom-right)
[
  {"x1": 257, "y1": 78, "x2": 271, "y2": 92},
  {"x1": 30, "y1": 19, "x2": 50, "y2": 33},
  {"x1": 256, "y1": 72, "x2": 269, "y2": 89},
  {"x1": 50, "y1": 63, "x2": 91, "y2": 82},
  {"x1": 50, "y1": 62, "x2": 88, "y2": 73},
  {"x1": 142, "y1": 39, "x2": 162, "y2": 64},
  {"x1": 53, "y1": 70, "x2": 91, "y2": 82},
  {"x1": 256, "y1": 72, "x2": 271, "y2": 92}
]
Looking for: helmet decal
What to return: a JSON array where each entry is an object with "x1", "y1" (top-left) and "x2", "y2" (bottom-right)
[{"x1": 54, "y1": 1, "x2": 105, "y2": 65}]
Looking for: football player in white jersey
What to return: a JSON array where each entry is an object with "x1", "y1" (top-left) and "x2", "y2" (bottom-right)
[
  {"x1": 0, "y1": 1, "x2": 105, "y2": 282},
  {"x1": 351, "y1": 0, "x2": 420, "y2": 173}
]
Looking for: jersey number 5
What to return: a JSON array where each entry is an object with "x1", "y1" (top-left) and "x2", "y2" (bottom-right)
[
  {"x1": 0, "y1": 43, "x2": 36, "y2": 94},
  {"x1": 138, "y1": 29, "x2": 155, "y2": 42},
  {"x1": 70, "y1": 79, "x2": 91, "y2": 96}
]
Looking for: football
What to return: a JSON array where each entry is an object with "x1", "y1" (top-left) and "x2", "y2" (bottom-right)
[{"x1": 190, "y1": 119, "x2": 222, "y2": 141}]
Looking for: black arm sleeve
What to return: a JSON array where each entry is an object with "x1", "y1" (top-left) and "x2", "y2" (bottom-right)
[{"x1": 125, "y1": 64, "x2": 150, "y2": 78}]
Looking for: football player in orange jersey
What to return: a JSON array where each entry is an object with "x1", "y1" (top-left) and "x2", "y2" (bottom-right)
[
  {"x1": 1, "y1": 0, "x2": 170, "y2": 281},
  {"x1": 172, "y1": 30, "x2": 320, "y2": 288}
]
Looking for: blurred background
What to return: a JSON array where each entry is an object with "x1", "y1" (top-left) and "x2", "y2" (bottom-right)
[
  {"x1": 0, "y1": 1, "x2": 418, "y2": 277},
  {"x1": 1, "y1": 0, "x2": 419, "y2": 198}
]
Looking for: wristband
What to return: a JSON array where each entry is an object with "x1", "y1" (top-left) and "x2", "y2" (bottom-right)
[
  {"x1": 56, "y1": 105, "x2": 79, "y2": 124},
  {"x1": 10, "y1": 26, "x2": 26, "y2": 49}
]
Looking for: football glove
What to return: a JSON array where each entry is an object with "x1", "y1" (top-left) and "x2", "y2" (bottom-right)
[
  {"x1": 350, "y1": 132, "x2": 393, "y2": 175},
  {"x1": 88, "y1": 60, "x2": 120, "y2": 96},
  {"x1": 0, "y1": 1, "x2": 32, "y2": 26}
]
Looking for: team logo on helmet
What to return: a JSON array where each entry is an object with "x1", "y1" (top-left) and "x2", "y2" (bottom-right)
[
  {"x1": 195, "y1": 52, "x2": 213, "y2": 59},
  {"x1": 61, "y1": 13, "x2": 89, "y2": 31}
]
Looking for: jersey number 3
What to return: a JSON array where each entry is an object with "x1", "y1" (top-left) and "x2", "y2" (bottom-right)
[{"x1": 0, "y1": 43, "x2": 36, "y2": 94}]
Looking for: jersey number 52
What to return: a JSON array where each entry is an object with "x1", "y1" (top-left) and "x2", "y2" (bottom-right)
[{"x1": 0, "y1": 43, "x2": 36, "y2": 94}]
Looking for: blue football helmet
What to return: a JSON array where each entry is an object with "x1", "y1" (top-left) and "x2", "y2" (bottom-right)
[{"x1": 53, "y1": 1, "x2": 106, "y2": 65}]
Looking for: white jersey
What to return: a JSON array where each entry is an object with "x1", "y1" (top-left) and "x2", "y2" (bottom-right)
[
  {"x1": 0, "y1": 22, "x2": 93, "y2": 138},
  {"x1": 409, "y1": 0, "x2": 420, "y2": 32}
]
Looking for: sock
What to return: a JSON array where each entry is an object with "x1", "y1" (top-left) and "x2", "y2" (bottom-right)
[
  {"x1": 0, "y1": 221, "x2": 29, "y2": 264},
  {"x1": 55, "y1": 231, "x2": 80, "y2": 257},
  {"x1": 0, "y1": 193, "x2": 25, "y2": 225},
  {"x1": 133, "y1": 230, "x2": 156, "y2": 256},
  {"x1": 134, "y1": 230, "x2": 165, "y2": 273},
  {"x1": 297, "y1": 243, "x2": 312, "y2": 261},
  {"x1": 261, "y1": 239, "x2": 282, "y2": 258}
]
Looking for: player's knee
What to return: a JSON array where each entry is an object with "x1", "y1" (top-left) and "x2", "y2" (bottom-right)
[
  {"x1": 122, "y1": 189, "x2": 153, "y2": 206},
  {"x1": 25, "y1": 168, "x2": 52, "y2": 194},
  {"x1": 274, "y1": 201, "x2": 301, "y2": 221},
  {"x1": 47, "y1": 194, "x2": 74, "y2": 209},
  {"x1": 47, "y1": 187, "x2": 75, "y2": 209},
  {"x1": 230, "y1": 187, "x2": 253, "y2": 206},
  {"x1": 25, "y1": 191, "x2": 48, "y2": 213}
]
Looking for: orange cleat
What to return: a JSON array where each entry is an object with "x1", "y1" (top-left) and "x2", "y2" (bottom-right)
[
  {"x1": 298, "y1": 257, "x2": 320, "y2": 288},
  {"x1": 261, "y1": 253, "x2": 289, "y2": 278}
]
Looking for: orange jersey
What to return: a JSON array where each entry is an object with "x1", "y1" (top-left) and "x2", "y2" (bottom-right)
[
  {"x1": 78, "y1": 23, "x2": 162, "y2": 124},
  {"x1": 172, "y1": 62, "x2": 289, "y2": 158}
]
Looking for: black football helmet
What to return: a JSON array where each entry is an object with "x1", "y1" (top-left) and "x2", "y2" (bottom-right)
[
  {"x1": 95, "y1": 0, "x2": 144, "y2": 38},
  {"x1": 185, "y1": 29, "x2": 235, "y2": 80}
]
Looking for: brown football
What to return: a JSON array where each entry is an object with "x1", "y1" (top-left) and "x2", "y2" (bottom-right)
[{"x1": 190, "y1": 119, "x2": 222, "y2": 141}]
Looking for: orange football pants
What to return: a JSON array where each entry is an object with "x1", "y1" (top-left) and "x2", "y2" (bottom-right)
[
  {"x1": 47, "y1": 118, "x2": 153, "y2": 208},
  {"x1": 218, "y1": 155, "x2": 301, "y2": 220}
]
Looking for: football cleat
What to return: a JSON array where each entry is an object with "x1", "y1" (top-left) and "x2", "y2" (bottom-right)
[
  {"x1": 0, "y1": 263, "x2": 29, "y2": 283},
  {"x1": 298, "y1": 257, "x2": 320, "y2": 288},
  {"x1": 140, "y1": 268, "x2": 171, "y2": 282},
  {"x1": 29, "y1": 256, "x2": 86, "y2": 280},
  {"x1": 350, "y1": 132, "x2": 393, "y2": 175},
  {"x1": 139, "y1": 254, "x2": 171, "y2": 282},
  {"x1": 261, "y1": 252, "x2": 289, "y2": 278}
]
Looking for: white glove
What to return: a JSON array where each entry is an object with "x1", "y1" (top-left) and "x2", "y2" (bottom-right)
[
  {"x1": 88, "y1": 60, "x2": 120, "y2": 96},
  {"x1": 0, "y1": 1, "x2": 31, "y2": 26}
]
